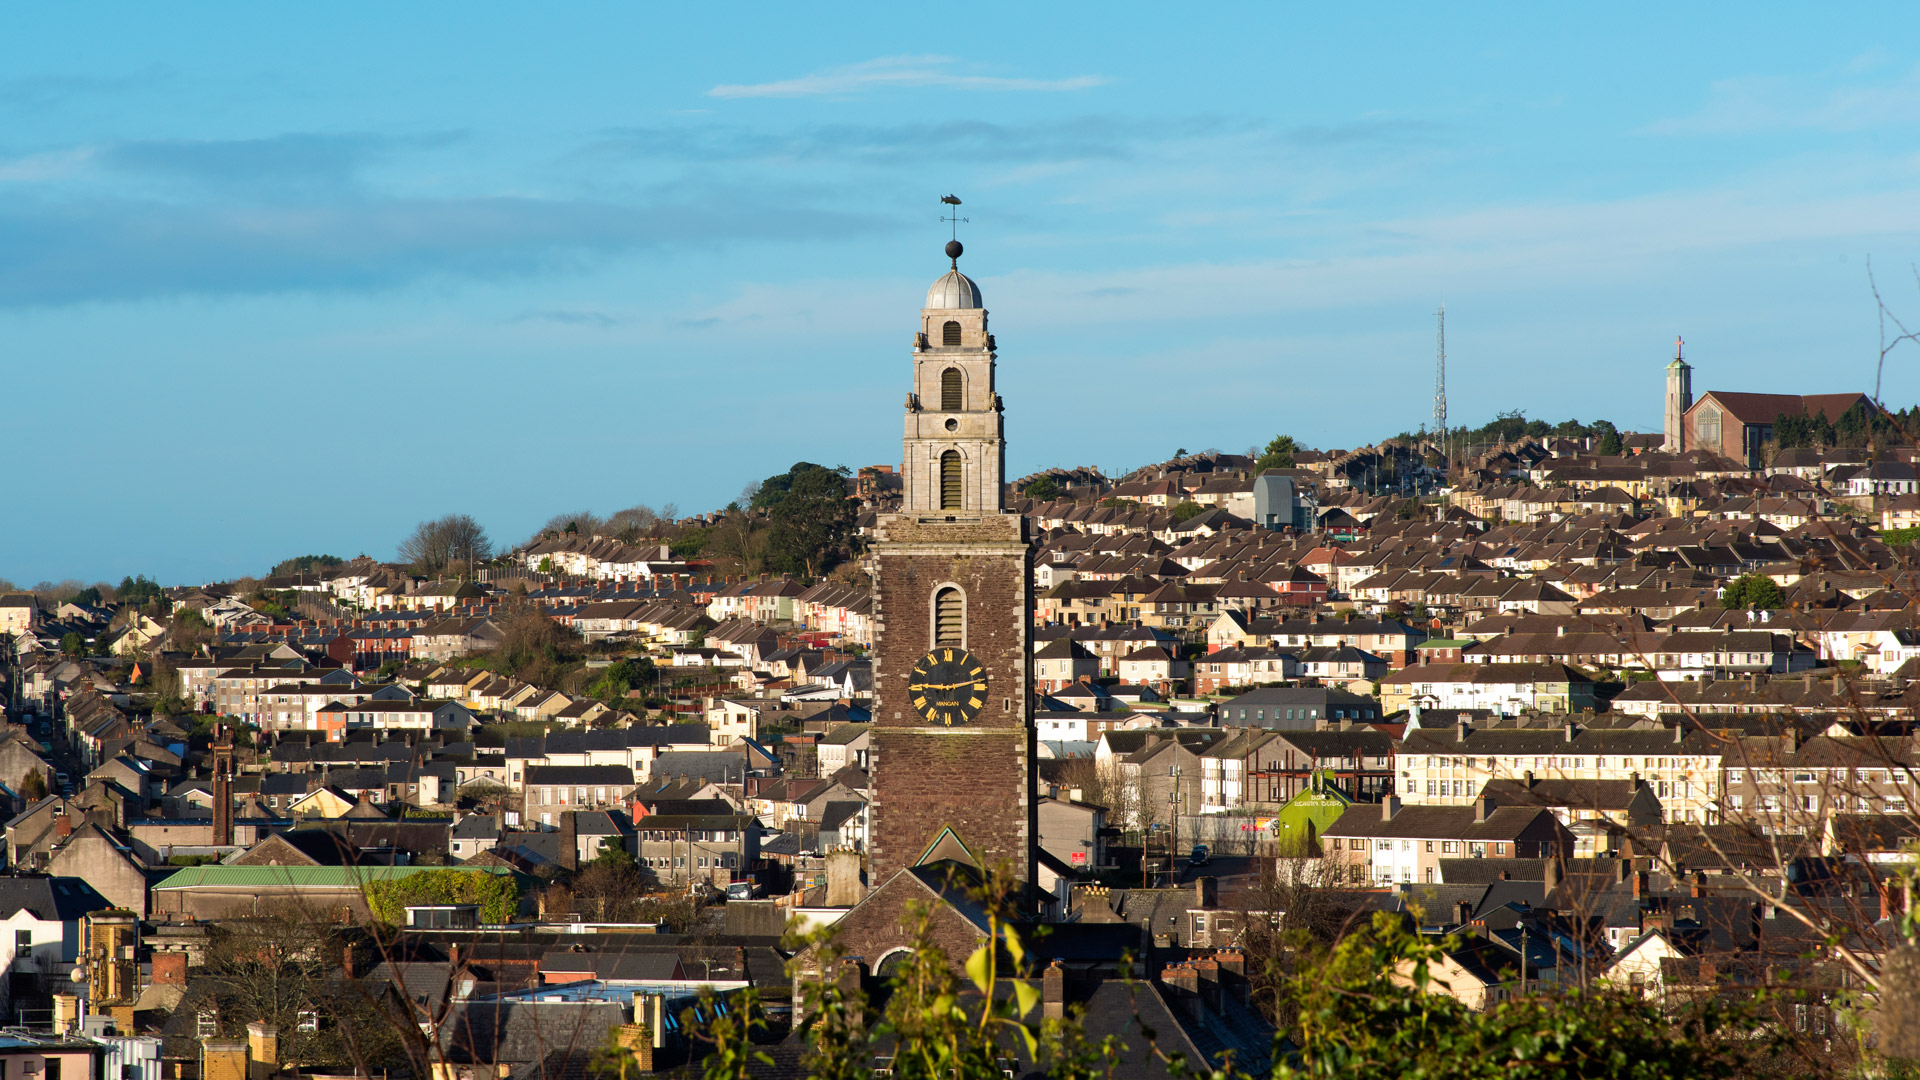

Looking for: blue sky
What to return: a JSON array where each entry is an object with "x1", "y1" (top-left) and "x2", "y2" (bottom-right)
[{"x1": 6, "y1": 5, "x2": 1920, "y2": 585}]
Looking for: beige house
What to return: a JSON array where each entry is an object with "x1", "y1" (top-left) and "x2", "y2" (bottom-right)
[
  {"x1": 0, "y1": 595, "x2": 38, "y2": 635},
  {"x1": 1392, "y1": 935, "x2": 1521, "y2": 1010}
]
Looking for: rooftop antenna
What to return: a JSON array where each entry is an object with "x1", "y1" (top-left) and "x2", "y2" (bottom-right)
[
  {"x1": 1433, "y1": 304, "x2": 1449, "y2": 458},
  {"x1": 940, "y1": 194, "x2": 968, "y2": 266}
]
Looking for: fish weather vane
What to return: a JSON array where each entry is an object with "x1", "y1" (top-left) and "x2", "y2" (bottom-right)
[{"x1": 940, "y1": 194, "x2": 968, "y2": 265}]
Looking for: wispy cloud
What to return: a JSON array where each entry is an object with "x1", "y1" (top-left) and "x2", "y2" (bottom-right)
[
  {"x1": 0, "y1": 130, "x2": 899, "y2": 306},
  {"x1": 97, "y1": 132, "x2": 465, "y2": 192},
  {"x1": 1644, "y1": 62, "x2": 1920, "y2": 135},
  {"x1": 0, "y1": 147, "x2": 97, "y2": 183},
  {"x1": 0, "y1": 188, "x2": 887, "y2": 306},
  {"x1": 509, "y1": 308, "x2": 621, "y2": 328},
  {"x1": 0, "y1": 69, "x2": 172, "y2": 110},
  {"x1": 708, "y1": 55, "x2": 1106, "y2": 99},
  {"x1": 577, "y1": 114, "x2": 1426, "y2": 170}
]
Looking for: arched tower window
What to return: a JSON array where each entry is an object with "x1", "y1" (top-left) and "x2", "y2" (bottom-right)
[
  {"x1": 941, "y1": 367, "x2": 963, "y2": 411},
  {"x1": 934, "y1": 587, "x2": 964, "y2": 646},
  {"x1": 942, "y1": 320, "x2": 962, "y2": 346},
  {"x1": 940, "y1": 450, "x2": 963, "y2": 510}
]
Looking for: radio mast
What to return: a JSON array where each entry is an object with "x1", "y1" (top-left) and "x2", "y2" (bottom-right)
[{"x1": 1433, "y1": 305, "x2": 1448, "y2": 459}]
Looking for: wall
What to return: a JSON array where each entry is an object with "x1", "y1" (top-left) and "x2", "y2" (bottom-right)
[{"x1": 869, "y1": 513, "x2": 1036, "y2": 884}]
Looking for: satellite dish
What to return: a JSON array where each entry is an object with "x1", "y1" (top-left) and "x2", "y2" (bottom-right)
[{"x1": 69, "y1": 966, "x2": 87, "y2": 983}]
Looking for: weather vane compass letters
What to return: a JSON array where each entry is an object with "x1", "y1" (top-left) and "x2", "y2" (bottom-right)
[{"x1": 940, "y1": 194, "x2": 968, "y2": 265}]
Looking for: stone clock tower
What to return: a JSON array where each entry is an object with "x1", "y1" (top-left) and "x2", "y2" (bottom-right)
[{"x1": 868, "y1": 238, "x2": 1036, "y2": 885}]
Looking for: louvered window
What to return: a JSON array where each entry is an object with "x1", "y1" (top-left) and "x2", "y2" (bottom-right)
[
  {"x1": 942, "y1": 320, "x2": 962, "y2": 346},
  {"x1": 941, "y1": 367, "x2": 962, "y2": 410},
  {"x1": 935, "y1": 587, "x2": 963, "y2": 646},
  {"x1": 940, "y1": 451, "x2": 963, "y2": 509}
]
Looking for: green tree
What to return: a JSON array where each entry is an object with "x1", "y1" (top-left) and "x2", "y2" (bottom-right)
[
  {"x1": 1721, "y1": 572, "x2": 1786, "y2": 610},
  {"x1": 1257, "y1": 434, "x2": 1300, "y2": 471},
  {"x1": 270, "y1": 554, "x2": 343, "y2": 577},
  {"x1": 1596, "y1": 428, "x2": 1623, "y2": 455},
  {"x1": 757, "y1": 462, "x2": 855, "y2": 577},
  {"x1": 60, "y1": 632, "x2": 87, "y2": 657},
  {"x1": 117, "y1": 574, "x2": 164, "y2": 606},
  {"x1": 1022, "y1": 476, "x2": 1061, "y2": 501},
  {"x1": 361, "y1": 868, "x2": 521, "y2": 924},
  {"x1": 1274, "y1": 912, "x2": 1763, "y2": 1080},
  {"x1": 588, "y1": 658, "x2": 656, "y2": 705},
  {"x1": 1168, "y1": 500, "x2": 1205, "y2": 522},
  {"x1": 68, "y1": 586, "x2": 101, "y2": 607},
  {"x1": 19, "y1": 769, "x2": 47, "y2": 802}
]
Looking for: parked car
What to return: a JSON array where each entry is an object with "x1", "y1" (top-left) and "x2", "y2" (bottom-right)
[{"x1": 1188, "y1": 844, "x2": 1210, "y2": 866}]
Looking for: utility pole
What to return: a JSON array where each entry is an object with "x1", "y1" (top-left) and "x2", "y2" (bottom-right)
[
  {"x1": 1433, "y1": 305, "x2": 1449, "y2": 470},
  {"x1": 1168, "y1": 765, "x2": 1182, "y2": 888}
]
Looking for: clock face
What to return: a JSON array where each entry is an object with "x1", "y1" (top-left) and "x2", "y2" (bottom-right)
[{"x1": 908, "y1": 647, "x2": 988, "y2": 726}]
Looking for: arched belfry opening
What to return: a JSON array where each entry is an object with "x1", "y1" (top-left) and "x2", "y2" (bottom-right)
[
  {"x1": 941, "y1": 368, "x2": 963, "y2": 411},
  {"x1": 933, "y1": 587, "x2": 964, "y2": 646},
  {"x1": 942, "y1": 320, "x2": 962, "y2": 346},
  {"x1": 940, "y1": 450, "x2": 963, "y2": 510}
]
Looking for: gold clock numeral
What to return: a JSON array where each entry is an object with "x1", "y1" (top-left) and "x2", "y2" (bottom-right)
[
  {"x1": 969, "y1": 698, "x2": 983, "y2": 710},
  {"x1": 913, "y1": 697, "x2": 927, "y2": 711},
  {"x1": 943, "y1": 649, "x2": 954, "y2": 662}
]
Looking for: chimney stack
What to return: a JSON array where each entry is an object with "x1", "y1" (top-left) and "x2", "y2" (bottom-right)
[
  {"x1": 246, "y1": 1023, "x2": 279, "y2": 1080},
  {"x1": 1381, "y1": 795, "x2": 1402, "y2": 821},
  {"x1": 1474, "y1": 795, "x2": 1494, "y2": 823},
  {"x1": 1042, "y1": 960, "x2": 1065, "y2": 1021},
  {"x1": 1195, "y1": 876, "x2": 1218, "y2": 910}
]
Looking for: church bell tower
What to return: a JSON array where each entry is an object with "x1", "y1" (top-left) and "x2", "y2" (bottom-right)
[
  {"x1": 1664, "y1": 336, "x2": 1692, "y2": 453},
  {"x1": 867, "y1": 234, "x2": 1036, "y2": 886}
]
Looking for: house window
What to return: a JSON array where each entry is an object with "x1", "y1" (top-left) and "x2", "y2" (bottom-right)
[
  {"x1": 14, "y1": 930, "x2": 28, "y2": 951},
  {"x1": 940, "y1": 451, "x2": 963, "y2": 509}
]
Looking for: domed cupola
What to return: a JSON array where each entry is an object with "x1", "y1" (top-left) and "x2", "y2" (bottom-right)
[{"x1": 925, "y1": 239, "x2": 983, "y2": 309}]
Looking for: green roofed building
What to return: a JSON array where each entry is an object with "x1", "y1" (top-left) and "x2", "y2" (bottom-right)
[{"x1": 151, "y1": 863, "x2": 517, "y2": 922}]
